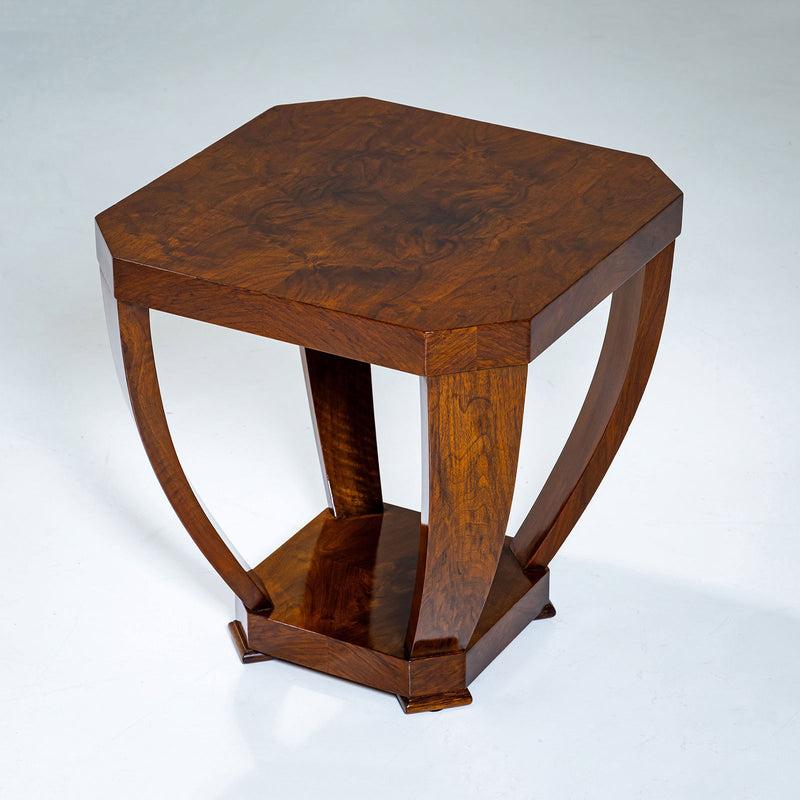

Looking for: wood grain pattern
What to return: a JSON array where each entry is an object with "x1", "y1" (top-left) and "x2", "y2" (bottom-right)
[
  {"x1": 109, "y1": 256, "x2": 428, "y2": 374},
  {"x1": 250, "y1": 505, "x2": 417, "y2": 659},
  {"x1": 405, "y1": 365, "x2": 527, "y2": 658},
  {"x1": 528, "y1": 197, "x2": 681, "y2": 360},
  {"x1": 512, "y1": 242, "x2": 674, "y2": 570},
  {"x1": 105, "y1": 282, "x2": 271, "y2": 611},
  {"x1": 302, "y1": 348, "x2": 383, "y2": 517},
  {"x1": 234, "y1": 505, "x2": 551, "y2": 707},
  {"x1": 96, "y1": 97, "x2": 682, "y2": 375},
  {"x1": 98, "y1": 96, "x2": 682, "y2": 711}
]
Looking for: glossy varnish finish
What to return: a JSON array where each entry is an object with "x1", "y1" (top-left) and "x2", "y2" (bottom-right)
[
  {"x1": 97, "y1": 96, "x2": 682, "y2": 375},
  {"x1": 406, "y1": 365, "x2": 527, "y2": 659},
  {"x1": 105, "y1": 278, "x2": 271, "y2": 612},
  {"x1": 512, "y1": 242, "x2": 674, "y2": 569},
  {"x1": 97, "y1": 97, "x2": 682, "y2": 712},
  {"x1": 234, "y1": 504, "x2": 550, "y2": 705},
  {"x1": 301, "y1": 348, "x2": 383, "y2": 518}
]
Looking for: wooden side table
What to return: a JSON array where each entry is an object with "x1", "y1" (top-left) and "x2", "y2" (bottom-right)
[{"x1": 96, "y1": 97, "x2": 682, "y2": 713}]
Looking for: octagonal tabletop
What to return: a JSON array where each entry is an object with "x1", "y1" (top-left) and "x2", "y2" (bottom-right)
[{"x1": 96, "y1": 97, "x2": 682, "y2": 375}]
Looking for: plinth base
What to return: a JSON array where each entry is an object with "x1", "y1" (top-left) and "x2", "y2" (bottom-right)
[{"x1": 232, "y1": 504, "x2": 553, "y2": 711}]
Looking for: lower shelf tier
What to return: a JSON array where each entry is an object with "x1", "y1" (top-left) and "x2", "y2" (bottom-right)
[{"x1": 234, "y1": 504, "x2": 552, "y2": 706}]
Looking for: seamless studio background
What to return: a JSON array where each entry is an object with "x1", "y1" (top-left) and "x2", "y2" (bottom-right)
[{"x1": 1, "y1": 1, "x2": 798, "y2": 798}]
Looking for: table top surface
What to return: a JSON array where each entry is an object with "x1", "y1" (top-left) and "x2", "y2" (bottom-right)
[{"x1": 97, "y1": 97, "x2": 681, "y2": 335}]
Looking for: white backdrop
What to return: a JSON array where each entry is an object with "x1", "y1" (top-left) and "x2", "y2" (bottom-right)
[{"x1": 2, "y1": 2, "x2": 798, "y2": 797}]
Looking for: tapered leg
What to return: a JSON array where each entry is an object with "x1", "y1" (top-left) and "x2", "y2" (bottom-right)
[
  {"x1": 302, "y1": 348, "x2": 383, "y2": 518},
  {"x1": 511, "y1": 243, "x2": 674, "y2": 570},
  {"x1": 402, "y1": 364, "x2": 527, "y2": 707},
  {"x1": 104, "y1": 280, "x2": 271, "y2": 611}
]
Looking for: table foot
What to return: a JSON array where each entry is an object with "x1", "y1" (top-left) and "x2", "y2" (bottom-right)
[
  {"x1": 397, "y1": 690, "x2": 473, "y2": 714},
  {"x1": 228, "y1": 620, "x2": 273, "y2": 664},
  {"x1": 535, "y1": 602, "x2": 557, "y2": 619}
]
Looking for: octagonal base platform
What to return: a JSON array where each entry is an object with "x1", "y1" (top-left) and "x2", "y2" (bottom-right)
[{"x1": 231, "y1": 504, "x2": 553, "y2": 711}]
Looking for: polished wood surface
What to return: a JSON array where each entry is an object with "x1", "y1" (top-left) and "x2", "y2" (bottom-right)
[
  {"x1": 406, "y1": 365, "x2": 527, "y2": 658},
  {"x1": 96, "y1": 97, "x2": 681, "y2": 376},
  {"x1": 398, "y1": 691, "x2": 473, "y2": 713},
  {"x1": 511, "y1": 242, "x2": 674, "y2": 570},
  {"x1": 233, "y1": 504, "x2": 550, "y2": 707},
  {"x1": 98, "y1": 97, "x2": 682, "y2": 712},
  {"x1": 104, "y1": 279, "x2": 271, "y2": 612},
  {"x1": 228, "y1": 620, "x2": 273, "y2": 664},
  {"x1": 302, "y1": 348, "x2": 383, "y2": 518}
]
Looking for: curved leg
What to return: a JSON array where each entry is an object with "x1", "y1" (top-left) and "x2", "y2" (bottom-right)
[
  {"x1": 301, "y1": 348, "x2": 383, "y2": 518},
  {"x1": 405, "y1": 364, "x2": 527, "y2": 670},
  {"x1": 511, "y1": 243, "x2": 674, "y2": 571},
  {"x1": 104, "y1": 281, "x2": 272, "y2": 611}
]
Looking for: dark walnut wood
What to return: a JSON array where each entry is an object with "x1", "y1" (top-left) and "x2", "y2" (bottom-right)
[
  {"x1": 97, "y1": 97, "x2": 682, "y2": 712},
  {"x1": 103, "y1": 277, "x2": 271, "y2": 612},
  {"x1": 232, "y1": 505, "x2": 550, "y2": 706},
  {"x1": 406, "y1": 365, "x2": 527, "y2": 659},
  {"x1": 96, "y1": 96, "x2": 681, "y2": 376},
  {"x1": 301, "y1": 348, "x2": 383, "y2": 518},
  {"x1": 512, "y1": 242, "x2": 674, "y2": 569},
  {"x1": 228, "y1": 620, "x2": 273, "y2": 664}
]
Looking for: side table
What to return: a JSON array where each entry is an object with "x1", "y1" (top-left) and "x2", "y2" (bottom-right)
[{"x1": 96, "y1": 97, "x2": 682, "y2": 712}]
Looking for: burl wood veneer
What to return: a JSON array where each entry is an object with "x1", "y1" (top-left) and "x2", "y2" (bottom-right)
[{"x1": 97, "y1": 97, "x2": 681, "y2": 713}]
